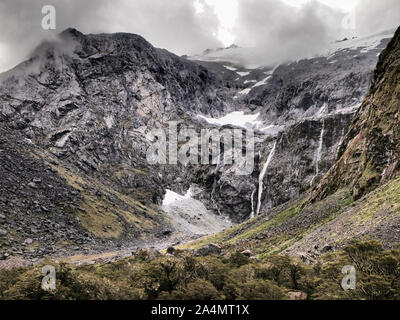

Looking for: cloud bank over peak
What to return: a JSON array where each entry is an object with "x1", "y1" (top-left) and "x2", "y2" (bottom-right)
[
  {"x1": 0, "y1": 0, "x2": 222, "y2": 72},
  {"x1": 0, "y1": 0, "x2": 399, "y2": 72},
  {"x1": 354, "y1": 0, "x2": 400, "y2": 36},
  {"x1": 232, "y1": 0, "x2": 345, "y2": 66}
]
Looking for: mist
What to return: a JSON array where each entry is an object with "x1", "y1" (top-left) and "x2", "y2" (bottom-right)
[
  {"x1": 0, "y1": 0, "x2": 399, "y2": 72},
  {"x1": 0, "y1": 0, "x2": 222, "y2": 72},
  {"x1": 233, "y1": 0, "x2": 345, "y2": 67},
  {"x1": 355, "y1": 0, "x2": 400, "y2": 36}
]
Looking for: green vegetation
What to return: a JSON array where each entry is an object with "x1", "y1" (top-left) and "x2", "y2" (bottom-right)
[
  {"x1": 229, "y1": 203, "x2": 303, "y2": 243},
  {"x1": 182, "y1": 189, "x2": 353, "y2": 258},
  {"x1": 313, "y1": 241, "x2": 400, "y2": 300},
  {"x1": 44, "y1": 155, "x2": 160, "y2": 239},
  {"x1": 28, "y1": 148, "x2": 163, "y2": 240},
  {"x1": 183, "y1": 175, "x2": 400, "y2": 261},
  {"x1": 352, "y1": 176, "x2": 400, "y2": 225},
  {"x1": 0, "y1": 241, "x2": 399, "y2": 300}
]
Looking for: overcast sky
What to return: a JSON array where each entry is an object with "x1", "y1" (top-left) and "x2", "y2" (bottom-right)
[{"x1": 0, "y1": 0, "x2": 399, "y2": 72}]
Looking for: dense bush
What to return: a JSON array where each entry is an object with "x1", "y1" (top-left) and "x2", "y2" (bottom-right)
[
  {"x1": 0, "y1": 241, "x2": 399, "y2": 300},
  {"x1": 313, "y1": 241, "x2": 400, "y2": 300}
]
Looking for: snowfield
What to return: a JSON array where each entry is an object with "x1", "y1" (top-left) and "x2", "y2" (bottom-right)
[{"x1": 198, "y1": 111, "x2": 264, "y2": 130}]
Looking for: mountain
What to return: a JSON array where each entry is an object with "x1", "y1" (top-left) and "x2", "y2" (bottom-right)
[
  {"x1": 190, "y1": 29, "x2": 395, "y2": 217},
  {"x1": 185, "y1": 26, "x2": 400, "y2": 261},
  {"x1": 0, "y1": 26, "x2": 397, "y2": 262},
  {"x1": 191, "y1": 29, "x2": 396, "y2": 125},
  {"x1": 0, "y1": 28, "x2": 236, "y2": 259},
  {"x1": 311, "y1": 26, "x2": 400, "y2": 201}
]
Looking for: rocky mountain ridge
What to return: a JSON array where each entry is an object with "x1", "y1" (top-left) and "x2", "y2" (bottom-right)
[
  {"x1": 185, "y1": 26, "x2": 400, "y2": 261},
  {"x1": 190, "y1": 29, "x2": 394, "y2": 217},
  {"x1": 0, "y1": 28, "x2": 237, "y2": 258},
  {"x1": 312, "y1": 26, "x2": 400, "y2": 202},
  {"x1": 0, "y1": 27, "x2": 397, "y2": 260}
]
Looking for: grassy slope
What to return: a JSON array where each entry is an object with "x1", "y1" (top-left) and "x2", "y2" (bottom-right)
[
  {"x1": 29, "y1": 147, "x2": 166, "y2": 241},
  {"x1": 182, "y1": 176, "x2": 400, "y2": 260},
  {"x1": 180, "y1": 190, "x2": 352, "y2": 254}
]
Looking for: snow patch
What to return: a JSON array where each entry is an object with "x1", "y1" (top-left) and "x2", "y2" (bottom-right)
[
  {"x1": 325, "y1": 29, "x2": 395, "y2": 59},
  {"x1": 252, "y1": 76, "x2": 272, "y2": 88},
  {"x1": 55, "y1": 132, "x2": 71, "y2": 148},
  {"x1": 162, "y1": 188, "x2": 232, "y2": 237},
  {"x1": 235, "y1": 73, "x2": 274, "y2": 98},
  {"x1": 162, "y1": 189, "x2": 192, "y2": 206},
  {"x1": 104, "y1": 115, "x2": 114, "y2": 129},
  {"x1": 259, "y1": 125, "x2": 284, "y2": 136},
  {"x1": 333, "y1": 104, "x2": 361, "y2": 115},
  {"x1": 265, "y1": 65, "x2": 280, "y2": 75},
  {"x1": 238, "y1": 88, "x2": 252, "y2": 95},
  {"x1": 237, "y1": 71, "x2": 250, "y2": 77},
  {"x1": 198, "y1": 111, "x2": 263, "y2": 130},
  {"x1": 224, "y1": 65, "x2": 237, "y2": 71}
]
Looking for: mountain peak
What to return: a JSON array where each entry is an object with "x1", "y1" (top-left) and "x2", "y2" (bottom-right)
[
  {"x1": 59, "y1": 27, "x2": 84, "y2": 39},
  {"x1": 225, "y1": 44, "x2": 239, "y2": 50}
]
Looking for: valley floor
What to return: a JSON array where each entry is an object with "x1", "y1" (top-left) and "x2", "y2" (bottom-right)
[
  {"x1": 1, "y1": 175, "x2": 400, "y2": 300},
  {"x1": 1, "y1": 238, "x2": 399, "y2": 300}
]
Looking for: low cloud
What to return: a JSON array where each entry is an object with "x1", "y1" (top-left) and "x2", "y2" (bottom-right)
[
  {"x1": 0, "y1": 0, "x2": 222, "y2": 72},
  {"x1": 0, "y1": 0, "x2": 107, "y2": 71},
  {"x1": 107, "y1": 0, "x2": 222, "y2": 56},
  {"x1": 0, "y1": 0, "x2": 398, "y2": 72},
  {"x1": 355, "y1": 0, "x2": 400, "y2": 36},
  {"x1": 233, "y1": 0, "x2": 345, "y2": 66}
]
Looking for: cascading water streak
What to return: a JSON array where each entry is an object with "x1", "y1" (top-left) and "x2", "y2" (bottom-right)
[
  {"x1": 311, "y1": 120, "x2": 325, "y2": 186},
  {"x1": 256, "y1": 141, "x2": 277, "y2": 216},
  {"x1": 211, "y1": 154, "x2": 222, "y2": 215},
  {"x1": 250, "y1": 189, "x2": 256, "y2": 219}
]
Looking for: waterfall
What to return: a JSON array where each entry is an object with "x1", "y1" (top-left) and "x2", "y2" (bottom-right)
[
  {"x1": 211, "y1": 154, "x2": 222, "y2": 215},
  {"x1": 256, "y1": 141, "x2": 277, "y2": 216},
  {"x1": 250, "y1": 189, "x2": 256, "y2": 219},
  {"x1": 311, "y1": 120, "x2": 325, "y2": 186}
]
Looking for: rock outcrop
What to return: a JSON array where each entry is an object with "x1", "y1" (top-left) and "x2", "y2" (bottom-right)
[
  {"x1": 0, "y1": 26, "x2": 396, "y2": 260},
  {"x1": 0, "y1": 29, "x2": 237, "y2": 257},
  {"x1": 190, "y1": 30, "x2": 394, "y2": 219},
  {"x1": 311, "y1": 26, "x2": 400, "y2": 202}
]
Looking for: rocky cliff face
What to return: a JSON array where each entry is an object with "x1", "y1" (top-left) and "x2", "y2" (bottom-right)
[
  {"x1": 0, "y1": 123, "x2": 177, "y2": 260},
  {"x1": 189, "y1": 28, "x2": 400, "y2": 255},
  {"x1": 256, "y1": 112, "x2": 353, "y2": 212},
  {"x1": 191, "y1": 111, "x2": 354, "y2": 222},
  {"x1": 0, "y1": 28, "x2": 233, "y2": 207},
  {"x1": 311, "y1": 26, "x2": 400, "y2": 202},
  {"x1": 191, "y1": 31, "x2": 394, "y2": 219},
  {"x1": 0, "y1": 27, "x2": 395, "y2": 259},
  {"x1": 0, "y1": 28, "x2": 237, "y2": 258},
  {"x1": 191, "y1": 29, "x2": 395, "y2": 124}
]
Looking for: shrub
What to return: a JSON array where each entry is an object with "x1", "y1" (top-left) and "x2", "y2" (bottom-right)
[
  {"x1": 228, "y1": 251, "x2": 250, "y2": 268},
  {"x1": 182, "y1": 279, "x2": 221, "y2": 300},
  {"x1": 0, "y1": 240, "x2": 398, "y2": 300},
  {"x1": 237, "y1": 279, "x2": 287, "y2": 300}
]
